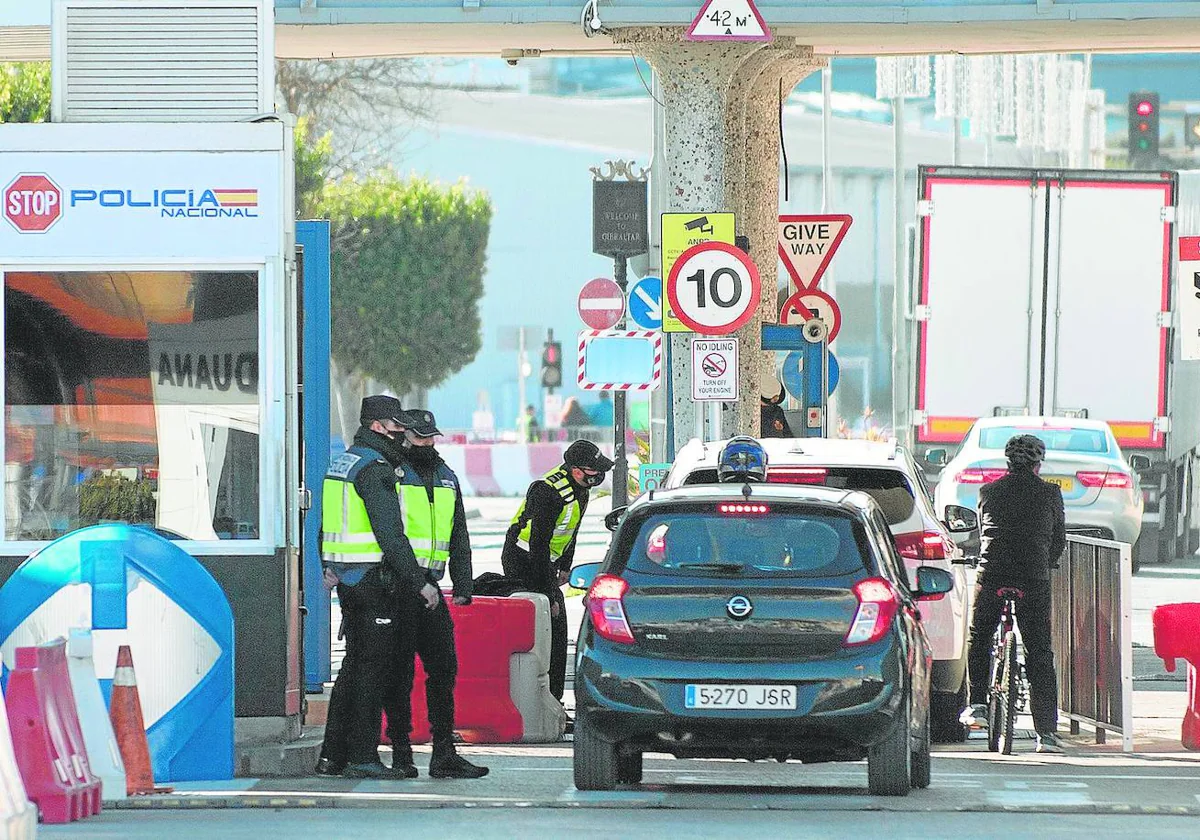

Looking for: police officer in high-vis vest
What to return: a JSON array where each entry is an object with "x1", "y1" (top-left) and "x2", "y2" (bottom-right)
[
  {"x1": 501, "y1": 439, "x2": 615, "y2": 705},
  {"x1": 316, "y1": 395, "x2": 414, "y2": 780},
  {"x1": 387, "y1": 407, "x2": 489, "y2": 779}
]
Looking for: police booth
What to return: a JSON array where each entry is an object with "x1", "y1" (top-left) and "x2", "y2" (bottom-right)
[{"x1": 0, "y1": 121, "x2": 304, "y2": 738}]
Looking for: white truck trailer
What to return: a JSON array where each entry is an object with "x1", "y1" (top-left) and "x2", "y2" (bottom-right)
[{"x1": 895, "y1": 166, "x2": 1200, "y2": 567}]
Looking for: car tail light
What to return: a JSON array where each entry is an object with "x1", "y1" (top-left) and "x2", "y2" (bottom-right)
[
  {"x1": 1076, "y1": 470, "x2": 1133, "y2": 489},
  {"x1": 894, "y1": 530, "x2": 948, "y2": 562},
  {"x1": 587, "y1": 574, "x2": 635, "y2": 645},
  {"x1": 717, "y1": 503, "x2": 770, "y2": 515},
  {"x1": 768, "y1": 467, "x2": 828, "y2": 484},
  {"x1": 844, "y1": 577, "x2": 899, "y2": 646},
  {"x1": 956, "y1": 468, "x2": 1007, "y2": 484}
]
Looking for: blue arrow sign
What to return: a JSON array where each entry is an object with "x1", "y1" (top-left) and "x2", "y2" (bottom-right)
[
  {"x1": 628, "y1": 276, "x2": 663, "y2": 330},
  {"x1": 781, "y1": 350, "x2": 840, "y2": 403}
]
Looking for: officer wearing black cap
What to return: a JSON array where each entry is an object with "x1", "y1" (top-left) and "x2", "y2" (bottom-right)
[
  {"x1": 316, "y1": 395, "x2": 413, "y2": 779},
  {"x1": 501, "y1": 439, "x2": 615, "y2": 705},
  {"x1": 387, "y1": 407, "x2": 489, "y2": 779}
]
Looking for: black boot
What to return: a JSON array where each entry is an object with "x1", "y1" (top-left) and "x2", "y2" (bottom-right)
[
  {"x1": 390, "y1": 742, "x2": 419, "y2": 779},
  {"x1": 315, "y1": 755, "x2": 345, "y2": 776},
  {"x1": 428, "y1": 741, "x2": 489, "y2": 779}
]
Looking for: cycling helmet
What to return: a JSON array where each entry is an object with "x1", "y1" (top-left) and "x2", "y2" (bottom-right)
[
  {"x1": 717, "y1": 436, "x2": 769, "y2": 483},
  {"x1": 1004, "y1": 434, "x2": 1046, "y2": 470}
]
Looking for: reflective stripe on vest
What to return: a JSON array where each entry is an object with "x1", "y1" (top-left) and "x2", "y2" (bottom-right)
[
  {"x1": 396, "y1": 469, "x2": 457, "y2": 577},
  {"x1": 512, "y1": 468, "x2": 582, "y2": 559},
  {"x1": 321, "y1": 468, "x2": 383, "y2": 567}
]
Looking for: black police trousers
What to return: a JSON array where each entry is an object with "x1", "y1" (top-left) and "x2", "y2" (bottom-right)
[
  {"x1": 320, "y1": 566, "x2": 401, "y2": 766},
  {"x1": 388, "y1": 592, "x2": 459, "y2": 745},
  {"x1": 967, "y1": 579, "x2": 1059, "y2": 735}
]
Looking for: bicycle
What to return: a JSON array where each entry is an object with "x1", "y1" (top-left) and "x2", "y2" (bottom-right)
[{"x1": 986, "y1": 587, "x2": 1029, "y2": 755}]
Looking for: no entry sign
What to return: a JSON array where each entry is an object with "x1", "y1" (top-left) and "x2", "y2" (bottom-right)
[{"x1": 577, "y1": 277, "x2": 625, "y2": 330}]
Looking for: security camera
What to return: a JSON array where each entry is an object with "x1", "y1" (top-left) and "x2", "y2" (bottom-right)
[
  {"x1": 581, "y1": 0, "x2": 604, "y2": 37},
  {"x1": 804, "y1": 318, "x2": 829, "y2": 342},
  {"x1": 506, "y1": 59, "x2": 519, "y2": 67}
]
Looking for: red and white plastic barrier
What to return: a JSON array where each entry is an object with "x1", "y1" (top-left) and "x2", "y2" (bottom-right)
[
  {"x1": 5, "y1": 639, "x2": 101, "y2": 824},
  {"x1": 0, "y1": 683, "x2": 37, "y2": 839},
  {"x1": 383, "y1": 593, "x2": 564, "y2": 744},
  {"x1": 438, "y1": 443, "x2": 614, "y2": 497}
]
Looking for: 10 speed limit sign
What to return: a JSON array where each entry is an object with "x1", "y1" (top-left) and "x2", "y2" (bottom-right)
[{"x1": 666, "y1": 241, "x2": 761, "y2": 335}]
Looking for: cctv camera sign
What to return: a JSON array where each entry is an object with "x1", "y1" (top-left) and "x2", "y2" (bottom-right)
[{"x1": 661, "y1": 211, "x2": 735, "y2": 333}]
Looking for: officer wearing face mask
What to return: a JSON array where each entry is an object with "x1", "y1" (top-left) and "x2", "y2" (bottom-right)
[
  {"x1": 502, "y1": 439, "x2": 615, "y2": 709},
  {"x1": 387, "y1": 408, "x2": 489, "y2": 779},
  {"x1": 316, "y1": 395, "x2": 413, "y2": 779}
]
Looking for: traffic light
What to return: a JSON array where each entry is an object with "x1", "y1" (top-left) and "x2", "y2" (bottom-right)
[
  {"x1": 540, "y1": 340, "x2": 563, "y2": 390},
  {"x1": 1186, "y1": 113, "x2": 1200, "y2": 150},
  {"x1": 1128, "y1": 92, "x2": 1160, "y2": 167}
]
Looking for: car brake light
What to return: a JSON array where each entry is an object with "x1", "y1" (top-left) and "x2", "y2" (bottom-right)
[
  {"x1": 768, "y1": 467, "x2": 828, "y2": 485},
  {"x1": 956, "y1": 468, "x2": 1007, "y2": 484},
  {"x1": 844, "y1": 577, "x2": 900, "y2": 646},
  {"x1": 1076, "y1": 470, "x2": 1133, "y2": 489},
  {"x1": 717, "y1": 503, "x2": 770, "y2": 515},
  {"x1": 894, "y1": 530, "x2": 948, "y2": 562},
  {"x1": 587, "y1": 574, "x2": 635, "y2": 645}
]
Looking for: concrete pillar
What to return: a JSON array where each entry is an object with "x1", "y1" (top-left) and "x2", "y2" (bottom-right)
[
  {"x1": 618, "y1": 28, "x2": 821, "y2": 453},
  {"x1": 724, "y1": 46, "x2": 824, "y2": 437}
]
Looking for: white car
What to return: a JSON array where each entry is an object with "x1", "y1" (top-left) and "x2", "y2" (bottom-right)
[
  {"x1": 665, "y1": 437, "x2": 977, "y2": 742},
  {"x1": 929, "y1": 417, "x2": 1145, "y2": 555}
]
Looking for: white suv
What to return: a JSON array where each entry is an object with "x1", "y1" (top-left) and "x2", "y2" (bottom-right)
[{"x1": 665, "y1": 437, "x2": 976, "y2": 742}]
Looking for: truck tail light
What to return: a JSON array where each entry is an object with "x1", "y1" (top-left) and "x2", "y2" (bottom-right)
[
  {"x1": 844, "y1": 577, "x2": 899, "y2": 646},
  {"x1": 587, "y1": 574, "x2": 635, "y2": 645},
  {"x1": 956, "y1": 468, "x2": 1007, "y2": 484},
  {"x1": 1076, "y1": 470, "x2": 1133, "y2": 489}
]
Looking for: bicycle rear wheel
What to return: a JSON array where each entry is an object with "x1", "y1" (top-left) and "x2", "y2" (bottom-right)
[
  {"x1": 986, "y1": 633, "x2": 1003, "y2": 753},
  {"x1": 998, "y1": 632, "x2": 1018, "y2": 755}
]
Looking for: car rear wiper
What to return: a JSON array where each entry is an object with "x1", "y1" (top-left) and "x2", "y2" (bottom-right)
[{"x1": 677, "y1": 562, "x2": 745, "y2": 574}]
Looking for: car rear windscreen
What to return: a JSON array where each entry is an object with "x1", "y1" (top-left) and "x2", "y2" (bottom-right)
[
  {"x1": 682, "y1": 467, "x2": 916, "y2": 526},
  {"x1": 978, "y1": 426, "x2": 1109, "y2": 454},
  {"x1": 624, "y1": 508, "x2": 869, "y2": 578}
]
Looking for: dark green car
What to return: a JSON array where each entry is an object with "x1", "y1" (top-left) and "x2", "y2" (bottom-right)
[{"x1": 571, "y1": 483, "x2": 953, "y2": 796}]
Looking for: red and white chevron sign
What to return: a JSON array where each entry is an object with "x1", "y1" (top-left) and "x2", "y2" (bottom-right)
[{"x1": 577, "y1": 330, "x2": 662, "y2": 391}]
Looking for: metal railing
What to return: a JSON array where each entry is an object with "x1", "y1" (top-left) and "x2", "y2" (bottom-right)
[{"x1": 1050, "y1": 534, "x2": 1134, "y2": 751}]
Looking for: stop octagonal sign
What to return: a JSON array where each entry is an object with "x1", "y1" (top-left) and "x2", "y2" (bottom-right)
[{"x1": 4, "y1": 173, "x2": 63, "y2": 233}]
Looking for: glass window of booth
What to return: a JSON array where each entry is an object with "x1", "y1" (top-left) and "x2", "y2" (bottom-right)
[{"x1": 4, "y1": 270, "x2": 260, "y2": 542}]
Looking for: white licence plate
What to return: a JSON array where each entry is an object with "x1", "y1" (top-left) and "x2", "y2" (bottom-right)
[{"x1": 684, "y1": 684, "x2": 797, "y2": 710}]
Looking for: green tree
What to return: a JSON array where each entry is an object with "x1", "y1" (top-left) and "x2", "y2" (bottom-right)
[
  {"x1": 316, "y1": 171, "x2": 492, "y2": 396},
  {"x1": 78, "y1": 473, "x2": 157, "y2": 525},
  {"x1": 294, "y1": 116, "x2": 333, "y2": 218},
  {"x1": 0, "y1": 62, "x2": 50, "y2": 124}
]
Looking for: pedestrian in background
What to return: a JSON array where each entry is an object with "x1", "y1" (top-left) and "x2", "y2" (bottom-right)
[
  {"x1": 386, "y1": 408, "x2": 489, "y2": 779},
  {"x1": 501, "y1": 440, "x2": 614, "y2": 720}
]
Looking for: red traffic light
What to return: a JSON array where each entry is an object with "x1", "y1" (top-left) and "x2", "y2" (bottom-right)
[
  {"x1": 543, "y1": 344, "x2": 559, "y2": 364},
  {"x1": 1136, "y1": 100, "x2": 1155, "y2": 116}
]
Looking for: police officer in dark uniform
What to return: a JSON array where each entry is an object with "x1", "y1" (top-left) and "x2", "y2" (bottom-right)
[
  {"x1": 387, "y1": 408, "x2": 489, "y2": 779},
  {"x1": 315, "y1": 395, "x2": 413, "y2": 779},
  {"x1": 501, "y1": 439, "x2": 615, "y2": 705}
]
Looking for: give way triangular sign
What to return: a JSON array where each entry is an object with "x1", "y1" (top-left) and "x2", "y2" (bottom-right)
[
  {"x1": 686, "y1": 0, "x2": 772, "y2": 43},
  {"x1": 777, "y1": 214, "x2": 853, "y2": 289}
]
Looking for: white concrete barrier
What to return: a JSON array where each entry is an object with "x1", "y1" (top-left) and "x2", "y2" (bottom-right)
[
  {"x1": 0, "y1": 680, "x2": 37, "y2": 839},
  {"x1": 65, "y1": 629, "x2": 126, "y2": 802},
  {"x1": 507, "y1": 593, "x2": 565, "y2": 743}
]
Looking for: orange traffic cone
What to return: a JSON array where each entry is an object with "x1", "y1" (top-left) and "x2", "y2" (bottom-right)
[{"x1": 109, "y1": 645, "x2": 170, "y2": 795}]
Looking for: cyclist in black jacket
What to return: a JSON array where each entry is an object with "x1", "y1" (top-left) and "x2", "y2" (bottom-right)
[{"x1": 961, "y1": 433, "x2": 1067, "y2": 754}]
